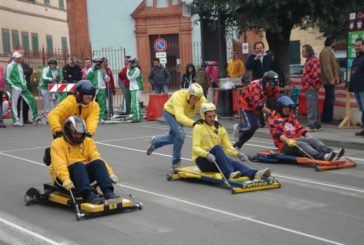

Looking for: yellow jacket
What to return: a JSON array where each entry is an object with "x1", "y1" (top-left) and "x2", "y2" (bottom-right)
[
  {"x1": 48, "y1": 95, "x2": 99, "y2": 135},
  {"x1": 49, "y1": 137, "x2": 113, "y2": 183},
  {"x1": 192, "y1": 121, "x2": 239, "y2": 162},
  {"x1": 164, "y1": 89, "x2": 207, "y2": 127},
  {"x1": 227, "y1": 59, "x2": 245, "y2": 78}
]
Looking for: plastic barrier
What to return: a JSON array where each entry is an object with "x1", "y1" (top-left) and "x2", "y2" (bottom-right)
[{"x1": 146, "y1": 93, "x2": 169, "y2": 121}]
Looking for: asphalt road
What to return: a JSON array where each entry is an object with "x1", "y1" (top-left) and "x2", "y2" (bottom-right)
[{"x1": 0, "y1": 121, "x2": 363, "y2": 245}]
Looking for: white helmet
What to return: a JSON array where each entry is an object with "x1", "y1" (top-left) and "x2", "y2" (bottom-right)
[
  {"x1": 200, "y1": 102, "x2": 216, "y2": 120},
  {"x1": 188, "y1": 83, "x2": 204, "y2": 98}
]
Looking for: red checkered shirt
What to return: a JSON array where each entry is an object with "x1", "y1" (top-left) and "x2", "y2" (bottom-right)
[
  {"x1": 267, "y1": 111, "x2": 307, "y2": 151},
  {"x1": 239, "y1": 79, "x2": 280, "y2": 115},
  {"x1": 302, "y1": 55, "x2": 321, "y2": 92}
]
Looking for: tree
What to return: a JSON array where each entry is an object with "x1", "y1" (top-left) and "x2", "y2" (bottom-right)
[{"x1": 193, "y1": 0, "x2": 362, "y2": 82}]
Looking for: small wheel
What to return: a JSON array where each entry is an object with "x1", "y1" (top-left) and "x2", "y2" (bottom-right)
[
  {"x1": 315, "y1": 165, "x2": 321, "y2": 172},
  {"x1": 24, "y1": 188, "x2": 41, "y2": 206},
  {"x1": 24, "y1": 195, "x2": 32, "y2": 206},
  {"x1": 137, "y1": 202, "x2": 143, "y2": 210},
  {"x1": 230, "y1": 188, "x2": 236, "y2": 194},
  {"x1": 76, "y1": 213, "x2": 81, "y2": 221},
  {"x1": 166, "y1": 174, "x2": 172, "y2": 181}
]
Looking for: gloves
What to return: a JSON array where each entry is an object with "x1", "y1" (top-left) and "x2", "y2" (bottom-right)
[
  {"x1": 86, "y1": 132, "x2": 92, "y2": 138},
  {"x1": 62, "y1": 179, "x2": 74, "y2": 190},
  {"x1": 110, "y1": 174, "x2": 118, "y2": 183},
  {"x1": 206, "y1": 153, "x2": 216, "y2": 163},
  {"x1": 286, "y1": 139, "x2": 297, "y2": 147},
  {"x1": 238, "y1": 153, "x2": 247, "y2": 162},
  {"x1": 53, "y1": 131, "x2": 64, "y2": 139}
]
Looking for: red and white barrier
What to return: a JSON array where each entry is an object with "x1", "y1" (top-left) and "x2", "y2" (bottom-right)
[
  {"x1": 48, "y1": 83, "x2": 76, "y2": 92},
  {"x1": 289, "y1": 76, "x2": 360, "y2": 123}
]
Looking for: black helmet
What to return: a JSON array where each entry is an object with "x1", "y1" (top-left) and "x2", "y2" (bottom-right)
[
  {"x1": 128, "y1": 58, "x2": 139, "y2": 68},
  {"x1": 276, "y1": 96, "x2": 295, "y2": 116},
  {"x1": 63, "y1": 116, "x2": 86, "y2": 144},
  {"x1": 75, "y1": 80, "x2": 96, "y2": 103},
  {"x1": 48, "y1": 58, "x2": 57, "y2": 65},
  {"x1": 263, "y1": 71, "x2": 279, "y2": 87}
]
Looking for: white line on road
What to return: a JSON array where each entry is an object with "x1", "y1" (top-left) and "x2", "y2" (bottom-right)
[
  {"x1": 0, "y1": 217, "x2": 64, "y2": 245},
  {"x1": 119, "y1": 184, "x2": 345, "y2": 245},
  {"x1": 97, "y1": 142, "x2": 364, "y2": 194},
  {"x1": 0, "y1": 151, "x2": 346, "y2": 245}
]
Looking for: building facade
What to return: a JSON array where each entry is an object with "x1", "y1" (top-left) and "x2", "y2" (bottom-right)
[{"x1": 0, "y1": 0, "x2": 70, "y2": 64}]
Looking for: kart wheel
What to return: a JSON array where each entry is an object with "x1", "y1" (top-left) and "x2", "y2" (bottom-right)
[
  {"x1": 231, "y1": 188, "x2": 236, "y2": 194},
  {"x1": 315, "y1": 165, "x2": 321, "y2": 172},
  {"x1": 24, "y1": 188, "x2": 41, "y2": 206},
  {"x1": 166, "y1": 174, "x2": 172, "y2": 181},
  {"x1": 137, "y1": 202, "x2": 143, "y2": 210}
]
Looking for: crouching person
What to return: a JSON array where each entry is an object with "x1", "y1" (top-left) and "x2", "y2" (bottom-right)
[
  {"x1": 268, "y1": 96, "x2": 344, "y2": 161},
  {"x1": 192, "y1": 103, "x2": 271, "y2": 180},
  {"x1": 49, "y1": 116, "x2": 119, "y2": 204}
]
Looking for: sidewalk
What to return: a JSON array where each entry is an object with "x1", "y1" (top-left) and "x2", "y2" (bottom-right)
[{"x1": 155, "y1": 115, "x2": 364, "y2": 151}]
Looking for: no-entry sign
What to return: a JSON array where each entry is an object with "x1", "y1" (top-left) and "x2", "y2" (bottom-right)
[{"x1": 154, "y1": 38, "x2": 167, "y2": 52}]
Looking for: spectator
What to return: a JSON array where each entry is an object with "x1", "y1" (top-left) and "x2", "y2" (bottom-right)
[
  {"x1": 17, "y1": 60, "x2": 33, "y2": 124},
  {"x1": 320, "y1": 37, "x2": 340, "y2": 124},
  {"x1": 350, "y1": 38, "x2": 364, "y2": 137},
  {"x1": 245, "y1": 41, "x2": 273, "y2": 80},
  {"x1": 118, "y1": 56, "x2": 131, "y2": 115},
  {"x1": 103, "y1": 57, "x2": 116, "y2": 117},
  {"x1": 301, "y1": 44, "x2": 321, "y2": 132},
  {"x1": 61, "y1": 56, "x2": 82, "y2": 101},
  {"x1": 39, "y1": 58, "x2": 63, "y2": 117},
  {"x1": 181, "y1": 63, "x2": 196, "y2": 89},
  {"x1": 87, "y1": 57, "x2": 110, "y2": 122},
  {"x1": 205, "y1": 60, "x2": 219, "y2": 88},
  {"x1": 82, "y1": 58, "x2": 92, "y2": 80},
  {"x1": 127, "y1": 58, "x2": 143, "y2": 123},
  {"x1": 148, "y1": 58, "x2": 170, "y2": 94},
  {"x1": 227, "y1": 50, "x2": 245, "y2": 78},
  {"x1": 4, "y1": 52, "x2": 40, "y2": 126}
]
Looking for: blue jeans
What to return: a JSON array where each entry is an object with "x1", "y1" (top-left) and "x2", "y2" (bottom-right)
[
  {"x1": 282, "y1": 137, "x2": 332, "y2": 160},
  {"x1": 322, "y1": 85, "x2": 335, "y2": 122},
  {"x1": 68, "y1": 159, "x2": 113, "y2": 198},
  {"x1": 153, "y1": 110, "x2": 185, "y2": 164},
  {"x1": 234, "y1": 109, "x2": 259, "y2": 148},
  {"x1": 196, "y1": 145, "x2": 257, "y2": 179},
  {"x1": 354, "y1": 91, "x2": 364, "y2": 131},
  {"x1": 155, "y1": 84, "x2": 168, "y2": 94}
]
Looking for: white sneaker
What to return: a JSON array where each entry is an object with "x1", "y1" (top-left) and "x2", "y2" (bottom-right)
[
  {"x1": 323, "y1": 152, "x2": 336, "y2": 161},
  {"x1": 255, "y1": 168, "x2": 271, "y2": 180},
  {"x1": 147, "y1": 136, "x2": 156, "y2": 155},
  {"x1": 229, "y1": 171, "x2": 241, "y2": 179},
  {"x1": 13, "y1": 120, "x2": 24, "y2": 127}
]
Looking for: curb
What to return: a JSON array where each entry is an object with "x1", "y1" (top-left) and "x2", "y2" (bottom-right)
[{"x1": 155, "y1": 118, "x2": 364, "y2": 151}]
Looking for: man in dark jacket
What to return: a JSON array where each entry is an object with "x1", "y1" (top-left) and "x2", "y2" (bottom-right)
[
  {"x1": 350, "y1": 38, "x2": 364, "y2": 136},
  {"x1": 245, "y1": 41, "x2": 273, "y2": 80},
  {"x1": 17, "y1": 61, "x2": 33, "y2": 124},
  {"x1": 61, "y1": 57, "x2": 82, "y2": 101},
  {"x1": 148, "y1": 58, "x2": 170, "y2": 94}
]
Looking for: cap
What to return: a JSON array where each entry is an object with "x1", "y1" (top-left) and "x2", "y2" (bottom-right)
[
  {"x1": 68, "y1": 57, "x2": 76, "y2": 63},
  {"x1": 12, "y1": 52, "x2": 23, "y2": 58}
]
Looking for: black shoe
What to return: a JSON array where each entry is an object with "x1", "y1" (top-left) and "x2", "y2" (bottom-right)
[
  {"x1": 335, "y1": 148, "x2": 345, "y2": 160},
  {"x1": 104, "y1": 191, "x2": 120, "y2": 200},
  {"x1": 85, "y1": 192, "x2": 104, "y2": 204},
  {"x1": 23, "y1": 120, "x2": 33, "y2": 124},
  {"x1": 355, "y1": 131, "x2": 364, "y2": 136}
]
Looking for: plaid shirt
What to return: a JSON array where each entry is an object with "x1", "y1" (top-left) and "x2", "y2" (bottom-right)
[
  {"x1": 267, "y1": 111, "x2": 307, "y2": 151},
  {"x1": 239, "y1": 79, "x2": 280, "y2": 115},
  {"x1": 302, "y1": 54, "x2": 321, "y2": 92}
]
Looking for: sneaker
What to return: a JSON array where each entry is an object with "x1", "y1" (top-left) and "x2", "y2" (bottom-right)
[
  {"x1": 255, "y1": 168, "x2": 271, "y2": 180},
  {"x1": 171, "y1": 162, "x2": 181, "y2": 169},
  {"x1": 324, "y1": 151, "x2": 337, "y2": 161},
  {"x1": 146, "y1": 136, "x2": 156, "y2": 155},
  {"x1": 104, "y1": 191, "x2": 120, "y2": 200},
  {"x1": 334, "y1": 148, "x2": 345, "y2": 160},
  {"x1": 229, "y1": 171, "x2": 241, "y2": 179},
  {"x1": 100, "y1": 119, "x2": 105, "y2": 124},
  {"x1": 355, "y1": 131, "x2": 364, "y2": 136},
  {"x1": 85, "y1": 193, "x2": 104, "y2": 204},
  {"x1": 13, "y1": 120, "x2": 24, "y2": 127},
  {"x1": 32, "y1": 116, "x2": 41, "y2": 125},
  {"x1": 306, "y1": 127, "x2": 317, "y2": 132},
  {"x1": 24, "y1": 120, "x2": 33, "y2": 124}
]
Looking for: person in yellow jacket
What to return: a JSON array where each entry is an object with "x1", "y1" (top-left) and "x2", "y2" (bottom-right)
[
  {"x1": 48, "y1": 80, "x2": 99, "y2": 138},
  {"x1": 227, "y1": 50, "x2": 245, "y2": 78},
  {"x1": 192, "y1": 102, "x2": 271, "y2": 180},
  {"x1": 147, "y1": 83, "x2": 207, "y2": 169},
  {"x1": 49, "y1": 116, "x2": 118, "y2": 204}
]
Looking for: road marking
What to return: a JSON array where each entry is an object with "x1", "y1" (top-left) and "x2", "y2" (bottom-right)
[
  {"x1": 119, "y1": 184, "x2": 345, "y2": 245},
  {"x1": 0, "y1": 217, "x2": 63, "y2": 245},
  {"x1": 0, "y1": 151, "x2": 345, "y2": 245},
  {"x1": 97, "y1": 142, "x2": 364, "y2": 194}
]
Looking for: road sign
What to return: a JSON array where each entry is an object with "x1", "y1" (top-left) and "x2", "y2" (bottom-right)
[
  {"x1": 242, "y1": 43, "x2": 249, "y2": 54},
  {"x1": 156, "y1": 52, "x2": 167, "y2": 58},
  {"x1": 154, "y1": 38, "x2": 167, "y2": 52},
  {"x1": 159, "y1": 58, "x2": 167, "y2": 64}
]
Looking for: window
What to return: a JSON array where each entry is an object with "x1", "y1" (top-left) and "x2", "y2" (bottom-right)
[
  {"x1": 31, "y1": 33, "x2": 39, "y2": 54},
  {"x1": 22, "y1": 32, "x2": 30, "y2": 52},
  {"x1": 12, "y1": 30, "x2": 20, "y2": 49},
  {"x1": 61, "y1": 37, "x2": 68, "y2": 52},
  {"x1": 44, "y1": 0, "x2": 50, "y2": 5},
  {"x1": 2, "y1": 29, "x2": 11, "y2": 55},
  {"x1": 59, "y1": 0, "x2": 65, "y2": 10},
  {"x1": 46, "y1": 35, "x2": 53, "y2": 54}
]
